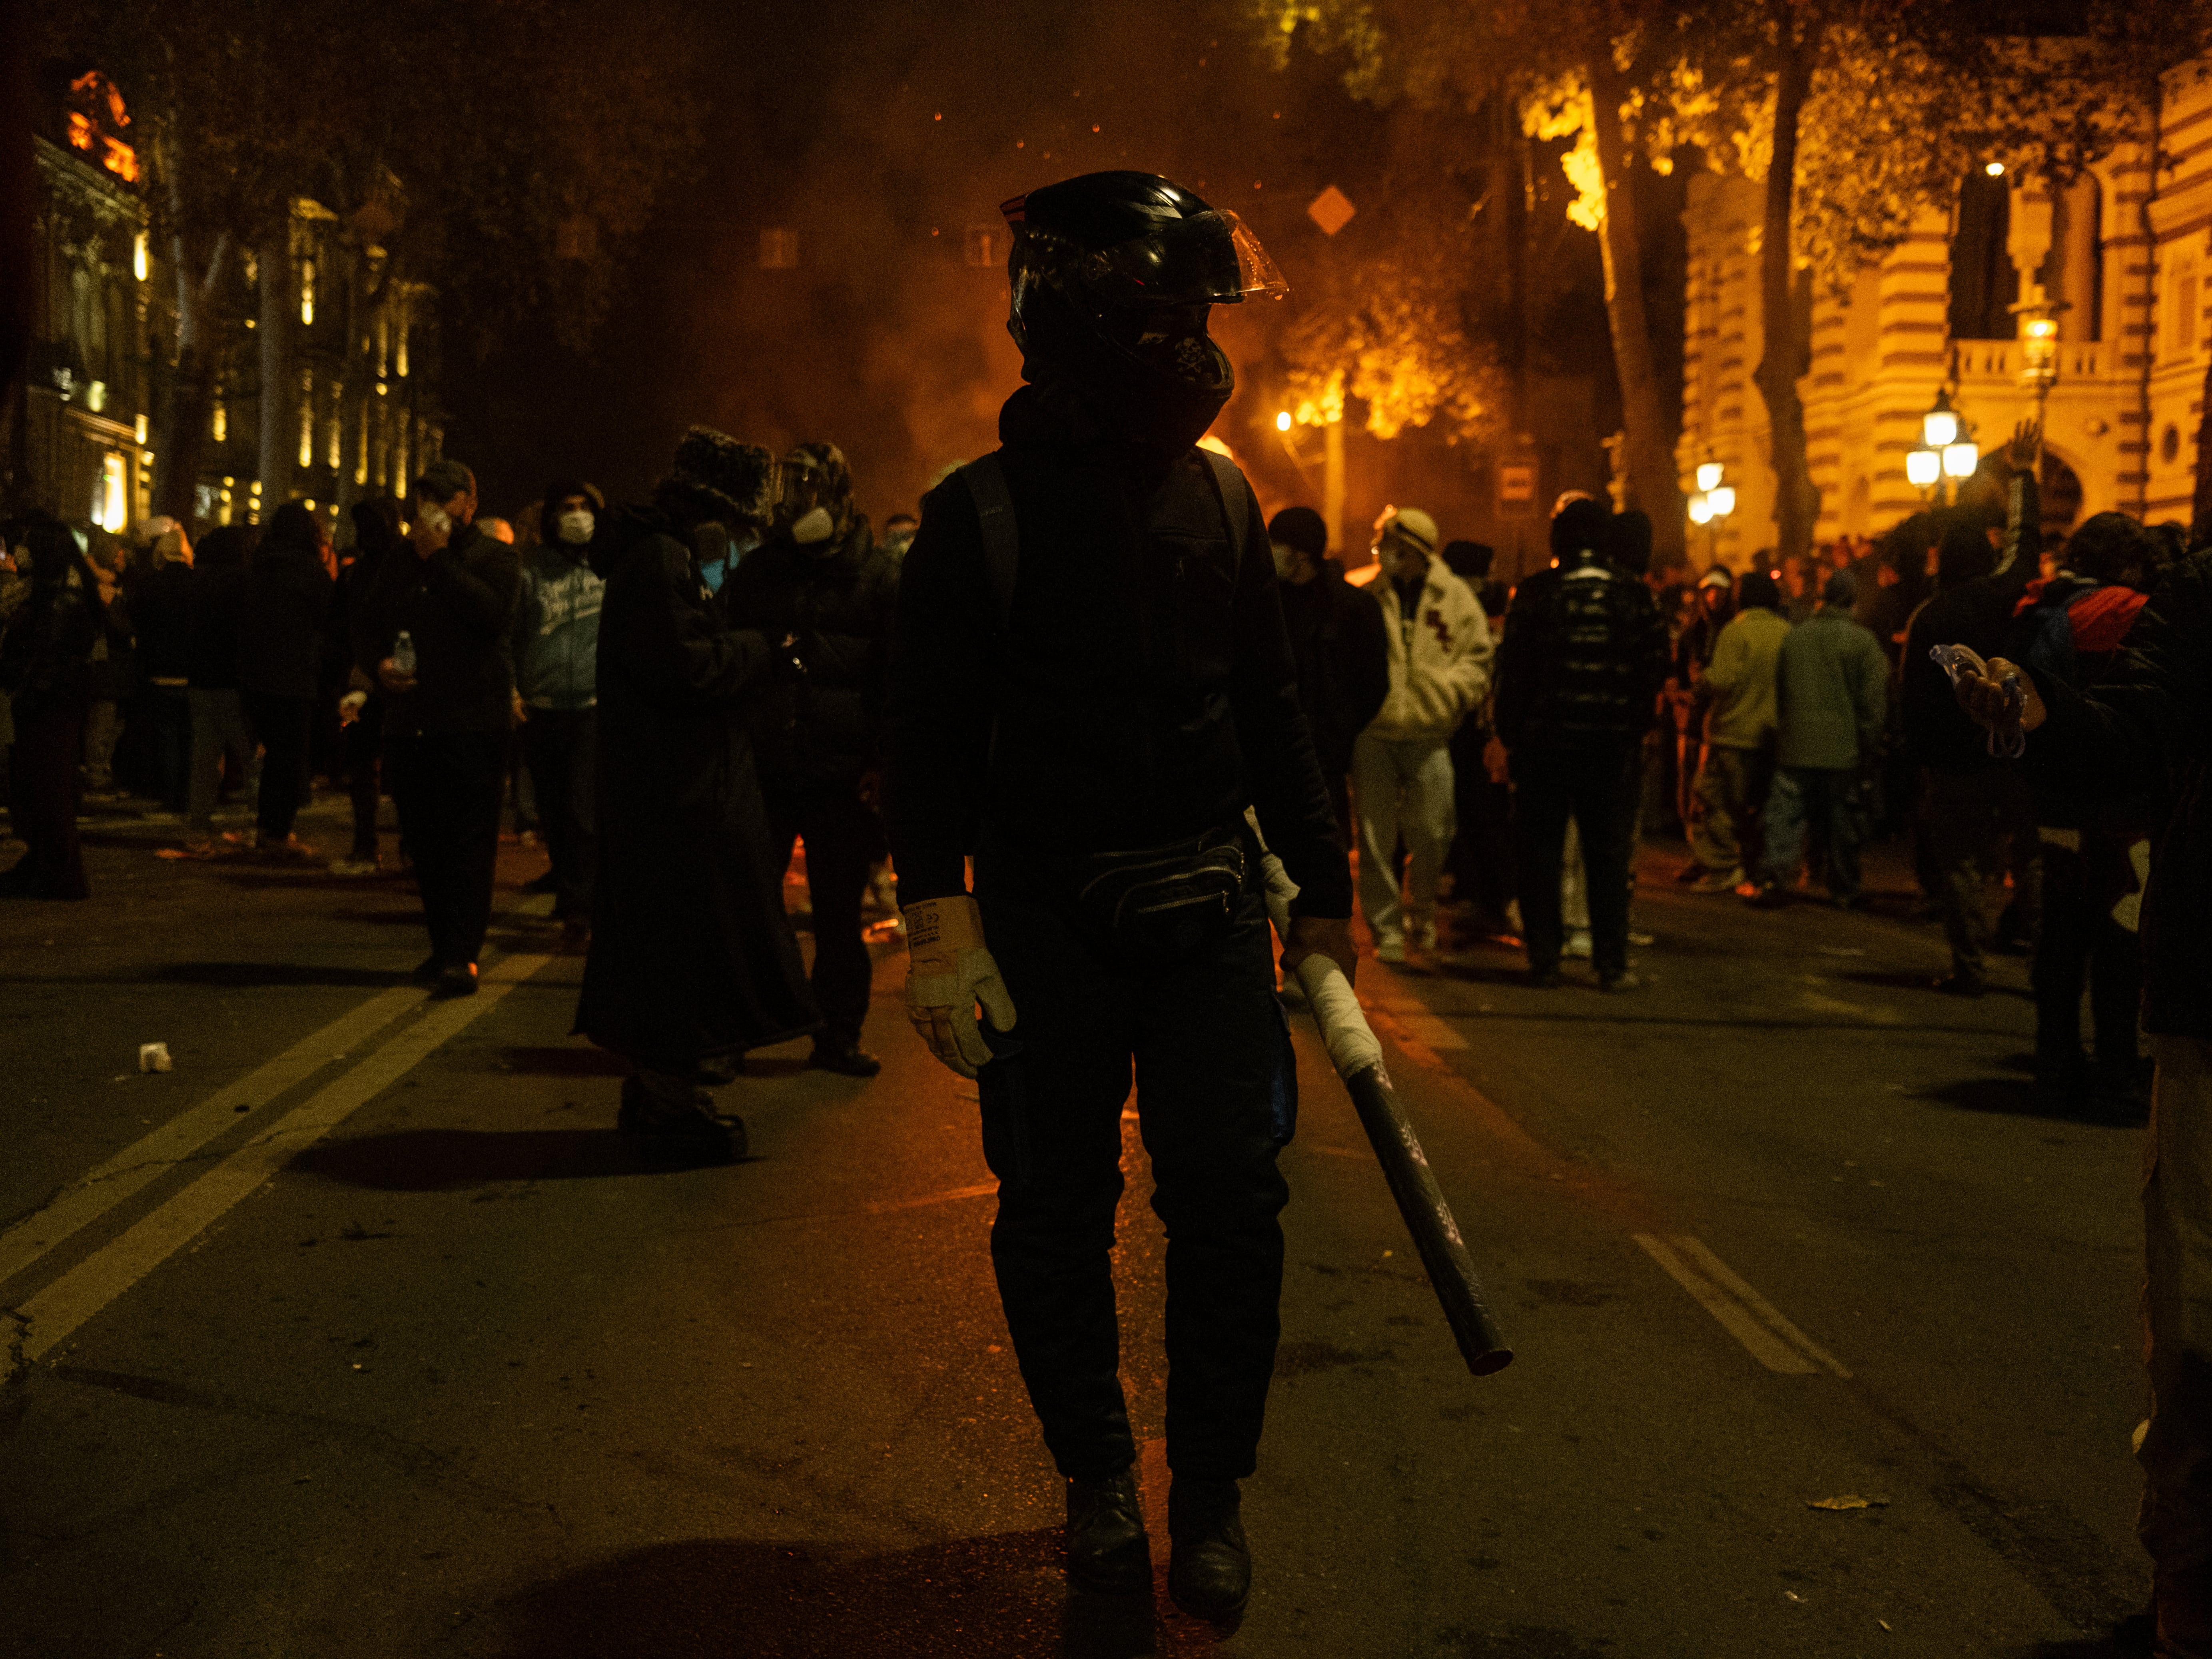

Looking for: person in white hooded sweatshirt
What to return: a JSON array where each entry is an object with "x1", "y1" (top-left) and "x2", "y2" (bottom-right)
[{"x1": 1352, "y1": 507, "x2": 1494, "y2": 962}]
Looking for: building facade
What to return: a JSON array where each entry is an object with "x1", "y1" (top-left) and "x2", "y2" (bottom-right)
[
  {"x1": 17, "y1": 65, "x2": 443, "y2": 543},
  {"x1": 23, "y1": 68, "x2": 153, "y2": 536},
  {"x1": 1677, "y1": 58, "x2": 2212, "y2": 568}
]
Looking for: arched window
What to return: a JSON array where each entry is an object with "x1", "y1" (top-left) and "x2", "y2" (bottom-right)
[{"x1": 1949, "y1": 170, "x2": 2019, "y2": 341}]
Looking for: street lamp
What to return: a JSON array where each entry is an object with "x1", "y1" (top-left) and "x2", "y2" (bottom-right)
[
  {"x1": 2013, "y1": 291, "x2": 2070, "y2": 443},
  {"x1": 1687, "y1": 467, "x2": 1732, "y2": 564},
  {"x1": 1695, "y1": 461, "x2": 1723, "y2": 494},
  {"x1": 1922, "y1": 389, "x2": 1961, "y2": 451},
  {"x1": 1906, "y1": 446, "x2": 1942, "y2": 496}
]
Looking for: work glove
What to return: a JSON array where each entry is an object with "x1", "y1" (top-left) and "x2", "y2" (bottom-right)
[{"x1": 902, "y1": 894, "x2": 1016, "y2": 1079}]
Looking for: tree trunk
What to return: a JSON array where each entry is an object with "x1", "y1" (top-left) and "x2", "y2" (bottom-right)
[
  {"x1": 153, "y1": 231, "x2": 230, "y2": 524},
  {"x1": 1753, "y1": 31, "x2": 1821, "y2": 565},
  {"x1": 1586, "y1": 52, "x2": 1683, "y2": 562},
  {"x1": 256, "y1": 231, "x2": 293, "y2": 514}
]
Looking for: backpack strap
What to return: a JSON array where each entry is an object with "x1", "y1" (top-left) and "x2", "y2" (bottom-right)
[
  {"x1": 1201, "y1": 448, "x2": 1250, "y2": 576},
  {"x1": 958, "y1": 452, "x2": 1019, "y2": 635}
]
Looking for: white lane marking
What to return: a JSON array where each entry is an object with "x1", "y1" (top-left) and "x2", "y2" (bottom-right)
[
  {"x1": 0, "y1": 985, "x2": 424, "y2": 1289},
  {"x1": 6, "y1": 953, "x2": 551, "y2": 1379},
  {"x1": 1669, "y1": 1234, "x2": 1851, "y2": 1377},
  {"x1": 1634, "y1": 1234, "x2": 1847, "y2": 1377}
]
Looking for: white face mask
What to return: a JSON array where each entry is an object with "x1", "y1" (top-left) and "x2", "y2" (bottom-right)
[
  {"x1": 417, "y1": 503, "x2": 452, "y2": 536},
  {"x1": 1271, "y1": 541, "x2": 1298, "y2": 580},
  {"x1": 791, "y1": 505, "x2": 835, "y2": 545},
  {"x1": 557, "y1": 509, "x2": 594, "y2": 546}
]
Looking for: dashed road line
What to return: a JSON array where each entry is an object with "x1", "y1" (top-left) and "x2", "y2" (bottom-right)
[{"x1": 4, "y1": 952, "x2": 552, "y2": 1381}]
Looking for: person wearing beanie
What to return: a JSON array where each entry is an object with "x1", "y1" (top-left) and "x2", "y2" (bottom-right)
[
  {"x1": 722, "y1": 441, "x2": 901, "y2": 1079},
  {"x1": 1353, "y1": 504, "x2": 1493, "y2": 963},
  {"x1": 1269, "y1": 504, "x2": 1387, "y2": 843},
  {"x1": 576, "y1": 426, "x2": 820, "y2": 1165},
  {"x1": 1492, "y1": 498, "x2": 1669, "y2": 989},
  {"x1": 358, "y1": 457, "x2": 521, "y2": 999},
  {"x1": 511, "y1": 480, "x2": 608, "y2": 935},
  {"x1": 1686, "y1": 568, "x2": 1790, "y2": 892},
  {"x1": 1745, "y1": 567, "x2": 1887, "y2": 909}
]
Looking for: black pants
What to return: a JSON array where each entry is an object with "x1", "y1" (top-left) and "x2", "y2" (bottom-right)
[
  {"x1": 522, "y1": 708, "x2": 598, "y2": 918},
  {"x1": 975, "y1": 862, "x2": 1290, "y2": 1482},
  {"x1": 2034, "y1": 836, "x2": 2143, "y2": 1071},
  {"x1": 1449, "y1": 721, "x2": 1516, "y2": 923},
  {"x1": 243, "y1": 692, "x2": 311, "y2": 840},
  {"x1": 144, "y1": 684, "x2": 191, "y2": 810},
  {"x1": 4, "y1": 706, "x2": 89, "y2": 899},
  {"x1": 1512, "y1": 740, "x2": 1641, "y2": 979},
  {"x1": 388, "y1": 730, "x2": 506, "y2": 968},
  {"x1": 766, "y1": 785, "x2": 874, "y2": 1048},
  {"x1": 344, "y1": 698, "x2": 385, "y2": 859}
]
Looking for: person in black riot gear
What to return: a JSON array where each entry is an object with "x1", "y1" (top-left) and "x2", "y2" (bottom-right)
[
  {"x1": 889, "y1": 171, "x2": 1355, "y2": 1623},
  {"x1": 722, "y1": 441, "x2": 900, "y2": 1079}
]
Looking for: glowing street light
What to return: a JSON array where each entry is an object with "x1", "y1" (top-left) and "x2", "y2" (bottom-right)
[
  {"x1": 1943, "y1": 441, "x2": 1980, "y2": 480},
  {"x1": 1922, "y1": 389, "x2": 1961, "y2": 450},
  {"x1": 1687, "y1": 494, "x2": 1714, "y2": 526},
  {"x1": 1705, "y1": 484, "x2": 1736, "y2": 518},
  {"x1": 1985, "y1": 160, "x2": 2006, "y2": 177},
  {"x1": 1276, "y1": 410, "x2": 1293, "y2": 432},
  {"x1": 1695, "y1": 461, "x2": 1723, "y2": 494},
  {"x1": 1906, "y1": 447, "x2": 1942, "y2": 491}
]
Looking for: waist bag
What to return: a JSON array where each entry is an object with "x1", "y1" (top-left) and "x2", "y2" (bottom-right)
[{"x1": 1074, "y1": 824, "x2": 1249, "y2": 965}]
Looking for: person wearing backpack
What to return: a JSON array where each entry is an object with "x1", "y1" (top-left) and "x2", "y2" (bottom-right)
[{"x1": 889, "y1": 171, "x2": 1352, "y2": 1624}]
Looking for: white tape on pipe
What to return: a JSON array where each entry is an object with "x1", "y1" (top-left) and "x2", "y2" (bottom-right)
[{"x1": 1258, "y1": 846, "x2": 1388, "y2": 1085}]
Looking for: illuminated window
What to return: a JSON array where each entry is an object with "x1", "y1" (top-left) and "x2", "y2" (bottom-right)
[
  {"x1": 396, "y1": 321, "x2": 408, "y2": 379},
  {"x1": 327, "y1": 385, "x2": 343, "y2": 469},
  {"x1": 86, "y1": 380, "x2": 106, "y2": 413},
  {"x1": 355, "y1": 399, "x2": 370, "y2": 485},
  {"x1": 134, "y1": 413, "x2": 147, "y2": 444},
  {"x1": 211, "y1": 401, "x2": 227, "y2": 443},
  {"x1": 93, "y1": 453, "x2": 127, "y2": 532},
  {"x1": 760, "y1": 228, "x2": 799, "y2": 269},
  {"x1": 300, "y1": 258, "x2": 315, "y2": 326},
  {"x1": 133, "y1": 232, "x2": 148, "y2": 283}
]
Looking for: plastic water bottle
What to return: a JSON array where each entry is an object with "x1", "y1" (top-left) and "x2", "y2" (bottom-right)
[{"x1": 392, "y1": 630, "x2": 417, "y2": 677}]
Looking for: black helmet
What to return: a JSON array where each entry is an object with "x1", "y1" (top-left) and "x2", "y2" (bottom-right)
[{"x1": 1004, "y1": 172, "x2": 1285, "y2": 342}]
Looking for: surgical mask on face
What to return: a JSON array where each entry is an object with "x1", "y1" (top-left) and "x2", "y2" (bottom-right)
[
  {"x1": 791, "y1": 505, "x2": 835, "y2": 545},
  {"x1": 417, "y1": 503, "x2": 452, "y2": 537},
  {"x1": 557, "y1": 509, "x2": 594, "y2": 546},
  {"x1": 1271, "y1": 541, "x2": 1298, "y2": 580},
  {"x1": 699, "y1": 556, "x2": 729, "y2": 594}
]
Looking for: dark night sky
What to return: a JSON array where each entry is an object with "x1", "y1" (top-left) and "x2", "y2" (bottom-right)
[{"x1": 447, "y1": 0, "x2": 1618, "y2": 548}]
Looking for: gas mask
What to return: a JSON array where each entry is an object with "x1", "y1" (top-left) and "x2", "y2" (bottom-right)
[
  {"x1": 557, "y1": 509, "x2": 594, "y2": 546},
  {"x1": 791, "y1": 506, "x2": 836, "y2": 546}
]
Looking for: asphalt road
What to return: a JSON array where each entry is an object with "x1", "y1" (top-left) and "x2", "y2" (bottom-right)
[{"x1": 0, "y1": 796, "x2": 2150, "y2": 1658}]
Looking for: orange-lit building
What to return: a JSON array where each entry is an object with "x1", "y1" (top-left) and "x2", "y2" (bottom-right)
[
  {"x1": 1676, "y1": 56, "x2": 2212, "y2": 567},
  {"x1": 24, "y1": 67, "x2": 152, "y2": 535}
]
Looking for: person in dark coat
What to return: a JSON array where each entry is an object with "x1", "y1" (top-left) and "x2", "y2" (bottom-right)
[
  {"x1": 0, "y1": 516, "x2": 103, "y2": 897},
  {"x1": 576, "y1": 428, "x2": 821, "y2": 1160},
  {"x1": 130, "y1": 522, "x2": 196, "y2": 812},
  {"x1": 237, "y1": 502, "x2": 335, "y2": 855},
  {"x1": 331, "y1": 498, "x2": 403, "y2": 873},
  {"x1": 80, "y1": 524, "x2": 134, "y2": 797},
  {"x1": 358, "y1": 459, "x2": 521, "y2": 998},
  {"x1": 1268, "y1": 505, "x2": 1386, "y2": 844},
  {"x1": 721, "y1": 441, "x2": 899, "y2": 1077},
  {"x1": 182, "y1": 523, "x2": 259, "y2": 849}
]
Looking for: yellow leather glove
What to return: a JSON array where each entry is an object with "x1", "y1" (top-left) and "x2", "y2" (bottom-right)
[{"x1": 902, "y1": 894, "x2": 1017, "y2": 1079}]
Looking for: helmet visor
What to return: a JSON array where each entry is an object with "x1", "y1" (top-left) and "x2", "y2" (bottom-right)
[{"x1": 1065, "y1": 209, "x2": 1288, "y2": 309}]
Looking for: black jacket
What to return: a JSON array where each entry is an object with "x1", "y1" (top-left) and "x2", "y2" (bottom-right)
[
  {"x1": 239, "y1": 547, "x2": 335, "y2": 700},
  {"x1": 2026, "y1": 547, "x2": 2212, "y2": 1039},
  {"x1": 355, "y1": 520, "x2": 521, "y2": 735},
  {"x1": 720, "y1": 516, "x2": 898, "y2": 793},
  {"x1": 889, "y1": 384, "x2": 1352, "y2": 918},
  {"x1": 1278, "y1": 559, "x2": 1388, "y2": 771},
  {"x1": 133, "y1": 563, "x2": 197, "y2": 682},
  {"x1": 1493, "y1": 552, "x2": 1670, "y2": 750},
  {"x1": 0, "y1": 573, "x2": 99, "y2": 723},
  {"x1": 574, "y1": 508, "x2": 820, "y2": 1066},
  {"x1": 185, "y1": 548, "x2": 248, "y2": 692}
]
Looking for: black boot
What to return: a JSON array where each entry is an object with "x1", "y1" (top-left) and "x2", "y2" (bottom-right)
[
  {"x1": 618, "y1": 1074, "x2": 745, "y2": 1165},
  {"x1": 1064, "y1": 1471, "x2": 1150, "y2": 1594},
  {"x1": 1168, "y1": 1477, "x2": 1250, "y2": 1622}
]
